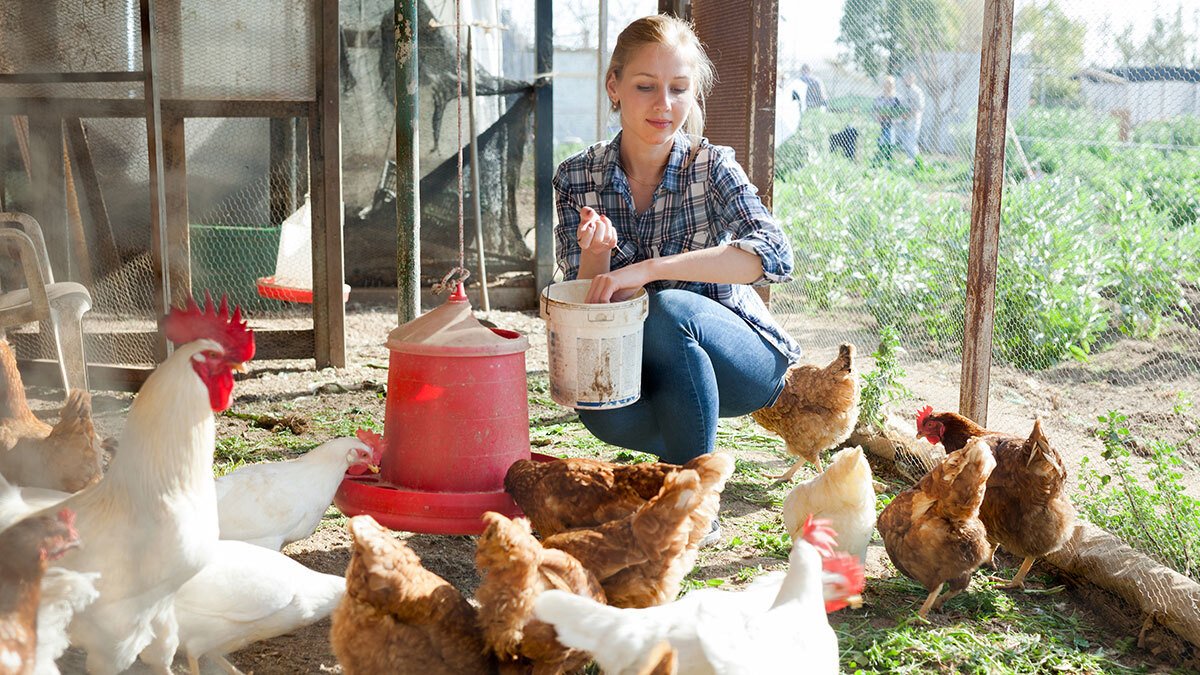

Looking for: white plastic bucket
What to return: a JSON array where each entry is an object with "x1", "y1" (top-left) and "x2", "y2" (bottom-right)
[{"x1": 540, "y1": 280, "x2": 649, "y2": 410}]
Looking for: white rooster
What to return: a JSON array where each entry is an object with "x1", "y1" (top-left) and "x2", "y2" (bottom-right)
[
  {"x1": 214, "y1": 430, "x2": 381, "y2": 550},
  {"x1": 782, "y1": 446, "x2": 876, "y2": 565},
  {"x1": 25, "y1": 293, "x2": 254, "y2": 674},
  {"x1": 172, "y1": 539, "x2": 345, "y2": 674},
  {"x1": 534, "y1": 515, "x2": 858, "y2": 675}
]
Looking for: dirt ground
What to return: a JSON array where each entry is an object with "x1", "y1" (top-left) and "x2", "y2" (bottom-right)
[{"x1": 32, "y1": 299, "x2": 1200, "y2": 673}]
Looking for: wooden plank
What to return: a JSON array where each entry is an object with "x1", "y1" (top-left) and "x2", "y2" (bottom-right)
[
  {"x1": 395, "y1": 0, "x2": 421, "y2": 323},
  {"x1": 10, "y1": 328, "x2": 316, "y2": 364},
  {"x1": 163, "y1": 113, "x2": 190, "y2": 307},
  {"x1": 0, "y1": 98, "x2": 314, "y2": 119},
  {"x1": 959, "y1": 0, "x2": 1015, "y2": 427},
  {"x1": 0, "y1": 72, "x2": 145, "y2": 85},
  {"x1": 65, "y1": 119, "x2": 121, "y2": 278},
  {"x1": 141, "y1": 0, "x2": 171, "y2": 361},
  {"x1": 61, "y1": 138, "x2": 93, "y2": 286},
  {"x1": 269, "y1": 118, "x2": 298, "y2": 225},
  {"x1": 311, "y1": 0, "x2": 346, "y2": 368},
  {"x1": 26, "y1": 115, "x2": 67, "y2": 280},
  {"x1": 746, "y1": 0, "x2": 778, "y2": 211},
  {"x1": 16, "y1": 360, "x2": 152, "y2": 393},
  {"x1": 534, "y1": 0, "x2": 554, "y2": 293}
]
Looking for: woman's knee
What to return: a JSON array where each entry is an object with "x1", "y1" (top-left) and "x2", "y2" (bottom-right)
[{"x1": 644, "y1": 290, "x2": 706, "y2": 354}]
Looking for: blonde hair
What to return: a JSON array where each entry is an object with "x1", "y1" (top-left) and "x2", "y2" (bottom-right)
[{"x1": 606, "y1": 14, "x2": 715, "y2": 137}]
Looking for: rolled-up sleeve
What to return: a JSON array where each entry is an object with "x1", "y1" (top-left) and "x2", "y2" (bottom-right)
[
  {"x1": 552, "y1": 162, "x2": 582, "y2": 281},
  {"x1": 709, "y1": 147, "x2": 794, "y2": 286}
]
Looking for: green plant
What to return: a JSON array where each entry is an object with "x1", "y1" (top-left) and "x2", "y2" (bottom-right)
[
  {"x1": 1076, "y1": 411, "x2": 1200, "y2": 581},
  {"x1": 858, "y1": 324, "x2": 914, "y2": 432}
]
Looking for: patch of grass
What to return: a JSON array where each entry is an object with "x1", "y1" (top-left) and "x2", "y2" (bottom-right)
[
  {"x1": 749, "y1": 520, "x2": 792, "y2": 559},
  {"x1": 613, "y1": 449, "x2": 658, "y2": 464},
  {"x1": 318, "y1": 505, "x2": 348, "y2": 532},
  {"x1": 310, "y1": 407, "x2": 382, "y2": 437},
  {"x1": 839, "y1": 575, "x2": 1146, "y2": 674}
]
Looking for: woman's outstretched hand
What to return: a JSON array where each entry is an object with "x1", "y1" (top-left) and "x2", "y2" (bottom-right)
[{"x1": 577, "y1": 206, "x2": 617, "y2": 255}]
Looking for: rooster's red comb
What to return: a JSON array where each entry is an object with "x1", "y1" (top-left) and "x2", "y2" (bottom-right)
[
  {"x1": 801, "y1": 514, "x2": 838, "y2": 558},
  {"x1": 916, "y1": 405, "x2": 934, "y2": 429},
  {"x1": 56, "y1": 508, "x2": 77, "y2": 538},
  {"x1": 163, "y1": 291, "x2": 255, "y2": 364},
  {"x1": 356, "y1": 428, "x2": 386, "y2": 465},
  {"x1": 822, "y1": 552, "x2": 866, "y2": 613}
]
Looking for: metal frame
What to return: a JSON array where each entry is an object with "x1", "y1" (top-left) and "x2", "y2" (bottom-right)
[{"x1": 3, "y1": 0, "x2": 345, "y2": 389}]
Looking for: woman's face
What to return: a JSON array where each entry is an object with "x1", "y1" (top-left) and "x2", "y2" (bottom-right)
[{"x1": 607, "y1": 43, "x2": 695, "y2": 149}]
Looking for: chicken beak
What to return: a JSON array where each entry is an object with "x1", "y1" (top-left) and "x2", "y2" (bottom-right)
[
  {"x1": 367, "y1": 463, "x2": 381, "y2": 474},
  {"x1": 230, "y1": 362, "x2": 247, "y2": 373}
]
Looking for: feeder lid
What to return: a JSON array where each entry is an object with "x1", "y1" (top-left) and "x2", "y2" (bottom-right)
[{"x1": 387, "y1": 283, "x2": 529, "y2": 356}]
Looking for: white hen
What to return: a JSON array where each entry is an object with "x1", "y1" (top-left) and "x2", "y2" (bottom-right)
[
  {"x1": 26, "y1": 295, "x2": 255, "y2": 675},
  {"x1": 533, "y1": 517, "x2": 851, "y2": 675},
  {"x1": 782, "y1": 446, "x2": 876, "y2": 564},
  {"x1": 214, "y1": 434, "x2": 378, "y2": 550},
  {"x1": 172, "y1": 539, "x2": 345, "y2": 675},
  {"x1": 0, "y1": 472, "x2": 69, "y2": 533}
]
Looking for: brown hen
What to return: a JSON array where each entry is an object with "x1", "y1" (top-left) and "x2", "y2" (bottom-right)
[
  {"x1": 475, "y1": 511, "x2": 605, "y2": 674},
  {"x1": 751, "y1": 343, "x2": 858, "y2": 480},
  {"x1": 0, "y1": 341, "x2": 103, "y2": 492},
  {"x1": 0, "y1": 509, "x2": 78, "y2": 675},
  {"x1": 331, "y1": 515, "x2": 495, "y2": 675},
  {"x1": 542, "y1": 469, "x2": 705, "y2": 608},
  {"x1": 916, "y1": 408, "x2": 1076, "y2": 588},
  {"x1": 877, "y1": 438, "x2": 996, "y2": 619}
]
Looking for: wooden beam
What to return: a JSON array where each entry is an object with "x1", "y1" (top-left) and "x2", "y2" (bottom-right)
[
  {"x1": 534, "y1": 0, "x2": 554, "y2": 293},
  {"x1": 0, "y1": 98, "x2": 313, "y2": 120},
  {"x1": 959, "y1": 0, "x2": 1015, "y2": 426},
  {"x1": 269, "y1": 118, "x2": 298, "y2": 225},
  {"x1": 0, "y1": 72, "x2": 145, "y2": 85},
  {"x1": 311, "y1": 0, "x2": 345, "y2": 368},
  {"x1": 65, "y1": 118, "x2": 121, "y2": 278},
  {"x1": 61, "y1": 137, "x2": 92, "y2": 286},
  {"x1": 26, "y1": 115, "x2": 67, "y2": 280},
  {"x1": 163, "y1": 113, "x2": 190, "y2": 307},
  {"x1": 141, "y1": 0, "x2": 171, "y2": 362},
  {"x1": 10, "y1": 328, "x2": 316, "y2": 366},
  {"x1": 395, "y1": 0, "x2": 421, "y2": 323}
]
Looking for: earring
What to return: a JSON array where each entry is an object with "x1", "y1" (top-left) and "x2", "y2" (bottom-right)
[{"x1": 610, "y1": 99, "x2": 619, "y2": 111}]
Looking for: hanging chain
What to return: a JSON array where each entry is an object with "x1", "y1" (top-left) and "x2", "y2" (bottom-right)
[{"x1": 434, "y1": 0, "x2": 471, "y2": 296}]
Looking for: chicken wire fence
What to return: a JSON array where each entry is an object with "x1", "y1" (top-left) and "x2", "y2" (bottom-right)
[
  {"x1": 772, "y1": 0, "x2": 1200, "y2": 595},
  {"x1": 0, "y1": 0, "x2": 318, "y2": 371}
]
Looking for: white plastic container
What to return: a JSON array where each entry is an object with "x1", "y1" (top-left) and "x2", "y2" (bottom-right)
[
  {"x1": 540, "y1": 280, "x2": 648, "y2": 409},
  {"x1": 255, "y1": 196, "x2": 351, "y2": 303}
]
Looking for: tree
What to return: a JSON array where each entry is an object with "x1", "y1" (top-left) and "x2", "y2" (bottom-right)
[
  {"x1": 837, "y1": 0, "x2": 966, "y2": 79},
  {"x1": 1113, "y1": 5, "x2": 1199, "y2": 67},
  {"x1": 1014, "y1": 0, "x2": 1087, "y2": 106}
]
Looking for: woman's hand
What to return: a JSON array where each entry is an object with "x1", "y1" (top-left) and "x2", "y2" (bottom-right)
[
  {"x1": 585, "y1": 260, "x2": 654, "y2": 304},
  {"x1": 577, "y1": 206, "x2": 617, "y2": 255}
]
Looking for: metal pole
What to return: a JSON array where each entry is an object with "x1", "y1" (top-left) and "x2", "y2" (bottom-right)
[
  {"x1": 960, "y1": 0, "x2": 1015, "y2": 426},
  {"x1": 396, "y1": 0, "x2": 421, "y2": 323},
  {"x1": 140, "y1": 0, "x2": 170, "y2": 359},
  {"x1": 467, "y1": 28, "x2": 490, "y2": 311},
  {"x1": 596, "y1": 0, "x2": 608, "y2": 141},
  {"x1": 534, "y1": 0, "x2": 554, "y2": 293}
]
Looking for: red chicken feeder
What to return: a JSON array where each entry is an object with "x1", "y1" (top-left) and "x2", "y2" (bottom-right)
[{"x1": 334, "y1": 283, "x2": 543, "y2": 535}]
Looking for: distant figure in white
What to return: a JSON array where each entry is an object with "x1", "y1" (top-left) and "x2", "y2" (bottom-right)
[
  {"x1": 775, "y1": 70, "x2": 806, "y2": 148},
  {"x1": 897, "y1": 71, "x2": 926, "y2": 161}
]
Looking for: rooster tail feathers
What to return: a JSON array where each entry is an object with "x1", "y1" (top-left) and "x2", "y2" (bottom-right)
[
  {"x1": 834, "y1": 343, "x2": 855, "y2": 372},
  {"x1": 532, "y1": 589, "x2": 622, "y2": 653}
]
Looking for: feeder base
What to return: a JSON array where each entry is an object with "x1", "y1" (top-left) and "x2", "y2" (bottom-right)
[{"x1": 334, "y1": 452, "x2": 556, "y2": 535}]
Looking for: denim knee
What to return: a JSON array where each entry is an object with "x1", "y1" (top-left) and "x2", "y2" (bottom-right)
[{"x1": 643, "y1": 289, "x2": 702, "y2": 361}]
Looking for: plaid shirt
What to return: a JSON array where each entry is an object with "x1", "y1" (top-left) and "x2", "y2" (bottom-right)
[{"x1": 553, "y1": 131, "x2": 803, "y2": 363}]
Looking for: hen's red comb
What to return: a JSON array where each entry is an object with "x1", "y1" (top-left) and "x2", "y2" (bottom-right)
[
  {"x1": 916, "y1": 405, "x2": 933, "y2": 429},
  {"x1": 801, "y1": 514, "x2": 839, "y2": 558},
  {"x1": 822, "y1": 552, "x2": 865, "y2": 613},
  {"x1": 356, "y1": 428, "x2": 386, "y2": 465},
  {"x1": 163, "y1": 291, "x2": 255, "y2": 363},
  {"x1": 56, "y1": 508, "x2": 75, "y2": 533}
]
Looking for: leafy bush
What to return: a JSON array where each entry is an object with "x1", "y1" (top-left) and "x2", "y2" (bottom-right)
[
  {"x1": 857, "y1": 324, "x2": 914, "y2": 432},
  {"x1": 1076, "y1": 411, "x2": 1200, "y2": 582}
]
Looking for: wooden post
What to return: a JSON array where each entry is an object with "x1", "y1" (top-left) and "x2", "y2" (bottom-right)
[
  {"x1": 65, "y1": 119, "x2": 121, "y2": 278},
  {"x1": 311, "y1": 0, "x2": 346, "y2": 368},
  {"x1": 163, "y1": 113, "x2": 190, "y2": 308},
  {"x1": 269, "y1": 118, "x2": 298, "y2": 225},
  {"x1": 27, "y1": 116, "x2": 67, "y2": 279},
  {"x1": 395, "y1": 0, "x2": 421, "y2": 323},
  {"x1": 140, "y1": 0, "x2": 170, "y2": 361},
  {"x1": 597, "y1": 0, "x2": 608, "y2": 142},
  {"x1": 534, "y1": 0, "x2": 554, "y2": 293},
  {"x1": 959, "y1": 0, "x2": 1015, "y2": 426}
]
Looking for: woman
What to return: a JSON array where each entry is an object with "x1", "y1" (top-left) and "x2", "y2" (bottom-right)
[
  {"x1": 872, "y1": 75, "x2": 902, "y2": 160},
  {"x1": 552, "y1": 14, "x2": 802, "y2": 467}
]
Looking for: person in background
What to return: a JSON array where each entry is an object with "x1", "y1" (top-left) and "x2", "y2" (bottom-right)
[
  {"x1": 552, "y1": 15, "x2": 802, "y2": 479},
  {"x1": 775, "y1": 66, "x2": 806, "y2": 148},
  {"x1": 897, "y1": 70, "x2": 926, "y2": 163},
  {"x1": 872, "y1": 75, "x2": 901, "y2": 161},
  {"x1": 799, "y1": 64, "x2": 828, "y2": 112}
]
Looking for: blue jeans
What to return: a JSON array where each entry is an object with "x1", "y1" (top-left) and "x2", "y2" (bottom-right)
[
  {"x1": 897, "y1": 119, "x2": 921, "y2": 159},
  {"x1": 577, "y1": 289, "x2": 791, "y2": 464}
]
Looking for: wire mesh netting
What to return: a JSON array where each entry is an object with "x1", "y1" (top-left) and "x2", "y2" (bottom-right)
[
  {"x1": 771, "y1": 0, "x2": 1200, "y2": 596},
  {"x1": 0, "y1": 0, "x2": 319, "y2": 372}
]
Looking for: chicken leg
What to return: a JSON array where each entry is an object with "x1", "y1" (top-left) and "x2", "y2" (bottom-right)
[
  {"x1": 916, "y1": 584, "x2": 943, "y2": 620},
  {"x1": 771, "y1": 454, "x2": 822, "y2": 482},
  {"x1": 991, "y1": 556, "x2": 1035, "y2": 590}
]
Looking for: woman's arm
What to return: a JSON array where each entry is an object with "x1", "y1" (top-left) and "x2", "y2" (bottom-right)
[{"x1": 583, "y1": 245, "x2": 761, "y2": 303}]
